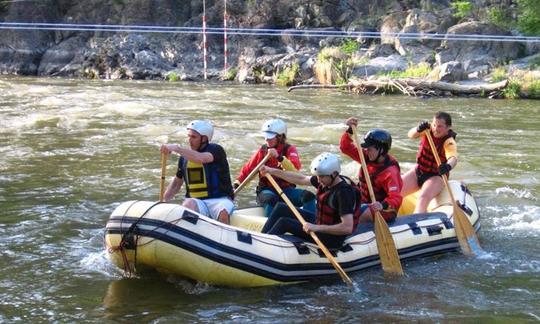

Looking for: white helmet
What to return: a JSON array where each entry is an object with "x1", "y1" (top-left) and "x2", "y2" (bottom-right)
[
  {"x1": 187, "y1": 120, "x2": 214, "y2": 141},
  {"x1": 261, "y1": 119, "x2": 287, "y2": 140},
  {"x1": 310, "y1": 153, "x2": 341, "y2": 176}
]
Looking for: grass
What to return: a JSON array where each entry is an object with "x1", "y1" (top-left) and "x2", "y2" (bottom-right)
[
  {"x1": 380, "y1": 63, "x2": 432, "y2": 79},
  {"x1": 491, "y1": 67, "x2": 508, "y2": 82},
  {"x1": 276, "y1": 63, "x2": 299, "y2": 86}
]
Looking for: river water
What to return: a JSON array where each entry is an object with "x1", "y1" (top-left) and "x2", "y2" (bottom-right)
[{"x1": 0, "y1": 76, "x2": 539, "y2": 322}]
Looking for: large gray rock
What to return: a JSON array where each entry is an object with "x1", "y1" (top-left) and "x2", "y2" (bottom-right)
[
  {"x1": 352, "y1": 54, "x2": 408, "y2": 77},
  {"x1": 438, "y1": 21, "x2": 524, "y2": 70}
]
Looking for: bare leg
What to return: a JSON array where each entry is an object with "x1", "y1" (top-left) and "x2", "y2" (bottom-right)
[
  {"x1": 182, "y1": 198, "x2": 199, "y2": 212},
  {"x1": 358, "y1": 208, "x2": 373, "y2": 224},
  {"x1": 414, "y1": 176, "x2": 444, "y2": 213},
  {"x1": 400, "y1": 168, "x2": 419, "y2": 197},
  {"x1": 217, "y1": 209, "x2": 229, "y2": 225}
]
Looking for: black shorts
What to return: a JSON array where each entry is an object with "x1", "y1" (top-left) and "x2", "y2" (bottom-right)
[{"x1": 415, "y1": 168, "x2": 440, "y2": 187}]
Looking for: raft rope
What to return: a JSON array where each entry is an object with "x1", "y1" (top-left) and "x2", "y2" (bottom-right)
[
  {"x1": 1, "y1": 22, "x2": 539, "y2": 43},
  {"x1": 108, "y1": 200, "x2": 161, "y2": 277}
]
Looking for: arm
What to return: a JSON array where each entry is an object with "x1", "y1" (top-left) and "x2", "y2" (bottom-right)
[
  {"x1": 409, "y1": 121, "x2": 430, "y2": 139},
  {"x1": 380, "y1": 167, "x2": 403, "y2": 211},
  {"x1": 236, "y1": 149, "x2": 265, "y2": 182},
  {"x1": 162, "y1": 144, "x2": 214, "y2": 164},
  {"x1": 260, "y1": 166, "x2": 312, "y2": 186},
  {"x1": 444, "y1": 137, "x2": 458, "y2": 169},
  {"x1": 339, "y1": 132, "x2": 361, "y2": 163},
  {"x1": 163, "y1": 175, "x2": 183, "y2": 202},
  {"x1": 304, "y1": 214, "x2": 354, "y2": 235},
  {"x1": 280, "y1": 145, "x2": 301, "y2": 171},
  {"x1": 407, "y1": 126, "x2": 422, "y2": 139}
]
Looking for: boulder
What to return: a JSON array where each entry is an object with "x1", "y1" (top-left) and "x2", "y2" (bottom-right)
[{"x1": 438, "y1": 21, "x2": 524, "y2": 71}]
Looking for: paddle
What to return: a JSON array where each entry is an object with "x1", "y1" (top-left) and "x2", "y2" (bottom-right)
[
  {"x1": 234, "y1": 152, "x2": 272, "y2": 195},
  {"x1": 424, "y1": 130, "x2": 482, "y2": 256},
  {"x1": 351, "y1": 126, "x2": 404, "y2": 276},
  {"x1": 264, "y1": 174, "x2": 353, "y2": 286},
  {"x1": 160, "y1": 152, "x2": 167, "y2": 202}
]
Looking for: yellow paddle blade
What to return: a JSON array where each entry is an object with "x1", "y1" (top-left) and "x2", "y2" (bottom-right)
[
  {"x1": 452, "y1": 201, "x2": 482, "y2": 256},
  {"x1": 374, "y1": 213, "x2": 404, "y2": 276}
]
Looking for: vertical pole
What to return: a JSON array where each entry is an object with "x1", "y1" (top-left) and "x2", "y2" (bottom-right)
[
  {"x1": 223, "y1": 0, "x2": 228, "y2": 72},
  {"x1": 203, "y1": 0, "x2": 208, "y2": 80}
]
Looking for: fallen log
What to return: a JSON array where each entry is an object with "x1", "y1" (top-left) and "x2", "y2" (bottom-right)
[{"x1": 288, "y1": 78, "x2": 509, "y2": 97}]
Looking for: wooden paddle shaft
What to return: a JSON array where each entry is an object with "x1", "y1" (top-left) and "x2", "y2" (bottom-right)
[
  {"x1": 424, "y1": 130, "x2": 481, "y2": 255},
  {"x1": 160, "y1": 152, "x2": 167, "y2": 202},
  {"x1": 234, "y1": 152, "x2": 272, "y2": 195},
  {"x1": 265, "y1": 174, "x2": 353, "y2": 287}
]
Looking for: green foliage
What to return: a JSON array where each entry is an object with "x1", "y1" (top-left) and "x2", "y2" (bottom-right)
[
  {"x1": 223, "y1": 67, "x2": 238, "y2": 81},
  {"x1": 451, "y1": 1, "x2": 472, "y2": 19},
  {"x1": 166, "y1": 71, "x2": 179, "y2": 82},
  {"x1": 502, "y1": 79, "x2": 522, "y2": 99},
  {"x1": 276, "y1": 63, "x2": 299, "y2": 86},
  {"x1": 488, "y1": 7, "x2": 512, "y2": 29},
  {"x1": 339, "y1": 39, "x2": 359, "y2": 56},
  {"x1": 516, "y1": 0, "x2": 540, "y2": 35},
  {"x1": 0, "y1": 1, "x2": 9, "y2": 13},
  {"x1": 527, "y1": 80, "x2": 540, "y2": 98},
  {"x1": 491, "y1": 67, "x2": 507, "y2": 82},
  {"x1": 381, "y1": 63, "x2": 432, "y2": 79}
]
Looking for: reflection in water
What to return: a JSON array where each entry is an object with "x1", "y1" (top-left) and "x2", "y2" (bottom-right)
[{"x1": 0, "y1": 77, "x2": 539, "y2": 322}]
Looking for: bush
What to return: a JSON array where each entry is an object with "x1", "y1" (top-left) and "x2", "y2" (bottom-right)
[
  {"x1": 166, "y1": 71, "x2": 179, "y2": 82},
  {"x1": 491, "y1": 67, "x2": 507, "y2": 82},
  {"x1": 517, "y1": 0, "x2": 540, "y2": 36},
  {"x1": 340, "y1": 39, "x2": 359, "y2": 56},
  {"x1": 223, "y1": 67, "x2": 238, "y2": 81},
  {"x1": 502, "y1": 79, "x2": 522, "y2": 99},
  {"x1": 451, "y1": 1, "x2": 472, "y2": 20},
  {"x1": 527, "y1": 80, "x2": 540, "y2": 98},
  {"x1": 276, "y1": 64, "x2": 299, "y2": 87}
]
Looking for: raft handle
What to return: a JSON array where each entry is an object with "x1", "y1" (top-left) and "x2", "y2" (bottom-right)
[
  {"x1": 293, "y1": 242, "x2": 310, "y2": 255},
  {"x1": 182, "y1": 210, "x2": 199, "y2": 224},
  {"x1": 426, "y1": 225, "x2": 443, "y2": 236},
  {"x1": 408, "y1": 222, "x2": 422, "y2": 235},
  {"x1": 236, "y1": 231, "x2": 252, "y2": 244}
]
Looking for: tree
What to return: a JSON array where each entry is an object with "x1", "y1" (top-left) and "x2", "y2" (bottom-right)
[{"x1": 517, "y1": 0, "x2": 540, "y2": 35}]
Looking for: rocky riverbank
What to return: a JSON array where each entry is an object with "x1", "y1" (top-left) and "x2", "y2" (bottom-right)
[{"x1": 1, "y1": 0, "x2": 539, "y2": 98}]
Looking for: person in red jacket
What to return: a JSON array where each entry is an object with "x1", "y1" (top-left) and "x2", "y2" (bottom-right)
[
  {"x1": 234, "y1": 119, "x2": 316, "y2": 217},
  {"x1": 340, "y1": 117, "x2": 403, "y2": 223},
  {"x1": 401, "y1": 111, "x2": 458, "y2": 213}
]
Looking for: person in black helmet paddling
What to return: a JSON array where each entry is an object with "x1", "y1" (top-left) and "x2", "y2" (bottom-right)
[
  {"x1": 340, "y1": 117, "x2": 403, "y2": 223},
  {"x1": 160, "y1": 120, "x2": 234, "y2": 224}
]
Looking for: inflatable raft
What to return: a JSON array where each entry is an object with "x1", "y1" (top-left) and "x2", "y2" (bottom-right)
[{"x1": 105, "y1": 180, "x2": 480, "y2": 287}]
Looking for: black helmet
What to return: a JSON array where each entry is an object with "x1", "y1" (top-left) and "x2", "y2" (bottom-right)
[{"x1": 361, "y1": 129, "x2": 392, "y2": 154}]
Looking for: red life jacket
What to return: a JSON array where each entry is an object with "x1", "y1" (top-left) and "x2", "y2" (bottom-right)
[
  {"x1": 359, "y1": 154, "x2": 400, "y2": 203},
  {"x1": 416, "y1": 130, "x2": 457, "y2": 174},
  {"x1": 257, "y1": 144, "x2": 295, "y2": 191},
  {"x1": 316, "y1": 176, "x2": 361, "y2": 228}
]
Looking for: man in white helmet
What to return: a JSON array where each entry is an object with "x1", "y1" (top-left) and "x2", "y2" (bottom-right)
[
  {"x1": 235, "y1": 119, "x2": 315, "y2": 217},
  {"x1": 259, "y1": 153, "x2": 361, "y2": 249},
  {"x1": 160, "y1": 120, "x2": 234, "y2": 224}
]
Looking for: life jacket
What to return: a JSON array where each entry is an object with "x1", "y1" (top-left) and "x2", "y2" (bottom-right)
[
  {"x1": 416, "y1": 130, "x2": 457, "y2": 174},
  {"x1": 257, "y1": 143, "x2": 295, "y2": 191},
  {"x1": 316, "y1": 176, "x2": 361, "y2": 228},
  {"x1": 359, "y1": 154, "x2": 400, "y2": 204},
  {"x1": 182, "y1": 143, "x2": 234, "y2": 199}
]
